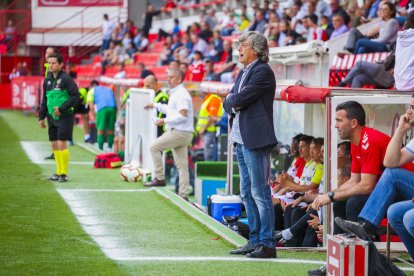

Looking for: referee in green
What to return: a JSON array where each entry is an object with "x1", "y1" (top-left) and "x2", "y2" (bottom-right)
[{"x1": 39, "y1": 53, "x2": 79, "y2": 182}]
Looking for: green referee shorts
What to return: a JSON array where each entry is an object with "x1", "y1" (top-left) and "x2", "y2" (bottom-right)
[{"x1": 96, "y1": 107, "x2": 116, "y2": 131}]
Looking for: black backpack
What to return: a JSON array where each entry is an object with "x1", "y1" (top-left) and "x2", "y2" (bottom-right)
[{"x1": 368, "y1": 242, "x2": 405, "y2": 276}]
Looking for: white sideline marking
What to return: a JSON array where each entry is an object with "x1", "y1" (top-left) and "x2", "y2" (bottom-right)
[
  {"x1": 21, "y1": 141, "x2": 93, "y2": 165},
  {"x1": 118, "y1": 256, "x2": 326, "y2": 264},
  {"x1": 56, "y1": 189, "x2": 414, "y2": 271},
  {"x1": 60, "y1": 189, "x2": 155, "y2": 193}
]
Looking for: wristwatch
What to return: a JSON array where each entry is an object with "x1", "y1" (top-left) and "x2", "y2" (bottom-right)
[{"x1": 328, "y1": 191, "x2": 335, "y2": 202}]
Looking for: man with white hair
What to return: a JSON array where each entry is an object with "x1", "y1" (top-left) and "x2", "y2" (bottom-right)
[{"x1": 225, "y1": 31, "x2": 277, "y2": 258}]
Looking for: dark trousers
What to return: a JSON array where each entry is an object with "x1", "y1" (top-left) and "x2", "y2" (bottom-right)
[
  {"x1": 274, "y1": 203, "x2": 284, "y2": 231},
  {"x1": 284, "y1": 205, "x2": 307, "y2": 246},
  {"x1": 333, "y1": 194, "x2": 370, "y2": 234}
]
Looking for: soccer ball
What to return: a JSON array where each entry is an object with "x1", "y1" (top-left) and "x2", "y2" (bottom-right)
[{"x1": 120, "y1": 164, "x2": 143, "y2": 182}]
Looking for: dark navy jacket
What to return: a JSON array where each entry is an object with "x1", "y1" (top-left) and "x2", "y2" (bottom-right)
[{"x1": 223, "y1": 60, "x2": 277, "y2": 150}]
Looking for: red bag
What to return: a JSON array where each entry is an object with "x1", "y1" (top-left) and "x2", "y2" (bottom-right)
[
  {"x1": 280, "y1": 86, "x2": 331, "y2": 103},
  {"x1": 94, "y1": 153, "x2": 122, "y2": 169}
]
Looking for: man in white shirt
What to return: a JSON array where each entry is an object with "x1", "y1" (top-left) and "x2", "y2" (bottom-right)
[
  {"x1": 144, "y1": 69, "x2": 194, "y2": 200},
  {"x1": 101, "y1": 14, "x2": 115, "y2": 53}
]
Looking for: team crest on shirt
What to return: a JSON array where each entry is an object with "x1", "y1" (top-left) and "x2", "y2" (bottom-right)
[{"x1": 362, "y1": 133, "x2": 369, "y2": 150}]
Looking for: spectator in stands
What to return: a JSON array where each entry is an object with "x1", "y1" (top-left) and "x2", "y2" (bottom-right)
[
  {"x1": 278, "y1": 20, "x2": 300, "y2": 47},
  {"x1": 179, "y1": 62, "x2": 190, "y2": 81},
  {"x1": 133, "y1": 28, "x2": 143, "y2": 49},
  {"x1": 198, "y1": 21, "x2": 213, "y2": 42},
  {"x1": 204, "y1": 9, "x2": 218, "y2": 30},
  {"x1": 196, "y1": 92, "x2": 223, "y2": 161},
  {"x1": 204, "y1": 59, "x2": 220, "y2": 81},
  {"x1": 190, "y1": 33, "x2": 209, "y2": 59},
  {"x1": 4, "y1": 19, "x2": 16, "y2": 43},
  {"x1": 144, "y1": 75, "x2": 169, "y2": 137},
  {"x1": 87, "y1": 80, "x2": 116, "y2": 151},
  {"x1": 8, "y1": 66, "x2": 20, "y2": 80},
  {"x1": 169, "y1": 33, "x2": 183, "y2": 61},
  {"x1": 337, "y1": 52, "x2": 395, "y2": 88},
  {"x1": 249, "y1": 9, "x2": 267, "y2": 34},
  {"x1": 237, "y1": 13, "x2": 251, "y2": 33},
  {"x1": 169, "y1": 59, "x2": 180, "y2": 70},
  {"x1": 226, "y1": 31, "x2": 277, "y2": 259},
  {"x1": 335, "y1": 96, "x2": 414, "y2": 260},
  {"x1": 188, "y1": 22, "x2": 201, "y2": 36},
  {"x1": 136, "y1": 33, "x2": 149, "y2": 52},
  {"x1": 101, "y1": 41, "x2": 118, "y2": 71},
  {"x1": 142, "y1": 4, "x2": 161, "y2": 36},
  {"x1": 137, "y1": 62, "x2": 154, "y2": 79},
  {"x1": 290, "y1": 3, "x2": 308, "y2": 37},
  {"x1": 302, "y1": 16, "x2": 314, "y2": 42},
  {"x1": 311, "y1": 101, "x2": 391, "y2": 234},
  {"x1": 122, "y1": 32, "x2": 132, "y2": 49},
  {"x1": 308, "y1": 14, "x2": 329, "y2": 41},
  {"x1": 365, "y1": 0, "x2": 381, "y2": 20},
  {"x1": 173, "y1": 33, "x2": 193, "y2": 63},
  {"x1": 144, "y1": 68, "x2": 194, "y2": 201},
  {"x1": 208, "y1": 30, "x2": 224, "y2": 62},
  {"x1": 114, "y1": 63, "x2": 126, "y2": 79},
  {"x1": 101, "y1": 14, "x2": 115, "y2": 53},
  {"x1": 329, "y1": 0, "x2": 351, "y2": 26},
  {"x1": 329, "y1": 13, "x2": 350, "y2": 40},
  {"x1": 316, "y1": 0, "x2": 332, "y2": 21},
  {"x1": 343, "y1": 2, "x2": 399, "y2": 54},
  {"x1": 189, "y1": 51, "x2": 205, "y2": 82},
  {"x1": 220, "y1": 64, "x2": 238, "y2": 83},
  {"x1": 394, "y1": 10, "x2": 414, "y2": 91},
  {"x1": 218, "y1": 40, "x2": 234, "y2": 74}
]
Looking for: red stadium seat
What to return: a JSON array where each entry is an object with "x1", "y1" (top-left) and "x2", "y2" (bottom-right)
[
  {"x1": 151, "y1": 66, "x2": 169, "y2": 81},
  {"x1": 135, "y1": 53, "x2": 159, "y2": 67},
  {"x1": 125, "y1": 65, "x2": 140, "y2": 78}
]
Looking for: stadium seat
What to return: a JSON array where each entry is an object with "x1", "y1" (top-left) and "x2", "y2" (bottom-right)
[
  {"x1": 125, "y1": 65, "x2": 140, "y2": 78},
  {"x1": 134, "y1": 53, "x2": 159, "y2": 67},
  {"x1": 151, "y1": 66, "x2": 169, "y2": 81}
]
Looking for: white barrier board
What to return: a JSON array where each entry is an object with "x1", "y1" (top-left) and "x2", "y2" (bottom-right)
[{"x1": 125, "y1": 88, "x2": 157, "y2": 175}]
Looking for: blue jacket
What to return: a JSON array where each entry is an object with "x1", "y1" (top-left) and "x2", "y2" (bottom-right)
[{"x1": 223, "y1": 61, "x2": 277, "y2": 150}]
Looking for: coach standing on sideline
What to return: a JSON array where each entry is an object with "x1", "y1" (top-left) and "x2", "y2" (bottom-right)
[
  {"x1": 39, "y1": 53, "x2": 79, "y2": 182},
  {"x1": 225, "y1": 31, "x2": 277, "y2": 258}
]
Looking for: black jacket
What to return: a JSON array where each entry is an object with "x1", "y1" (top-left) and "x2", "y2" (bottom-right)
[
  {"x1": 39, "y1": 70, "x2": 79, "y2": 121},
  {"x1": 224, "y1": 61, "x2": 277, "y2": 150}
]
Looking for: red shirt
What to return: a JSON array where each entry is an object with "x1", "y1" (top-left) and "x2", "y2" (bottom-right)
[
  {"x1": 351, "y1": 127, "x2": 390, "y2": 177},
  {"x1": 190, "y1": 61, "x2": 205, "y2": 82}
]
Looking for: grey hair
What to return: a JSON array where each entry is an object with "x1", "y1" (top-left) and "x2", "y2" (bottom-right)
[
  {"x1": 168, "y1": 68, "x2": 184, "y2": 82},
  {"x1": 239, "y1": 31, "x2": 269, "y2": 63}
]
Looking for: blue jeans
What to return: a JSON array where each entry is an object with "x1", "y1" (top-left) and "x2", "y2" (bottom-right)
[
  {"x1": 359, "y1": 168, "x2": 414, "y2": 226},
  {"x1": 355, "y1": 38, "x2": 388, "y2": 54},
  {"x1": 236, "y1": 143, "x2": 275, "y2": 248},
  {"x1": 388, "y1": 200, "x2": 414, "y2": 259}
]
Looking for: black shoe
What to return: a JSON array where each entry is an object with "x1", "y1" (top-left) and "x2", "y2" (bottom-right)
[
  {"x1": 45, "y1": 153, "x2": 55, "y2": 160},
  {"x1": 58, "y1": 174, "x2": 68, "y2": 182},
  {"x1": 229, "y1": 243, "x2": 257, "y2": 255},
  {"x1": 48, "y1": 174, "x2": 60, "y2": 181},
  {"x1": 245, "y1": 245, "x2": 276, "y2": 259},
  {"x1": 336, "y1": 82, "x2": 347, "y2": 87},
  {"x1": 334, "y1": 217, "x2": 372, "y2": 241},
  {"x1": 308, "y1": 264, "x2": 327, "y2": 276}
]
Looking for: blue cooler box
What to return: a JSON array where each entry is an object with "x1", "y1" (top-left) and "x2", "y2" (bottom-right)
[{"x1": 211, "y1": 195, "x2": 242, "y2": 222}]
